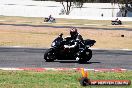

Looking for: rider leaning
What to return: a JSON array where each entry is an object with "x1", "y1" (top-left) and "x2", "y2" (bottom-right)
[
  {"x1": 70, "y1": 27, "x2": 83, "y2": 42},
  {"x1": 64, "y1": 27, "x2": 83, "y2": 48},
  {"x1": 48, "y1": 15, "x2": 53, "y2": 22},
  {"x1": 64, "y1": 28, "x2": 84, "y2": 60}
]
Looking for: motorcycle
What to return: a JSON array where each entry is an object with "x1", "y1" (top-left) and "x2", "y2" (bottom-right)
[
  {"x1": 44, "y1": 33, "x2": 96, "y2": 63},
  {"x1": 44, "y1": 17, "x2": 56, "y2": 23}
]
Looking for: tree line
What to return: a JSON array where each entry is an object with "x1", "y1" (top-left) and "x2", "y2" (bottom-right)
[
  {"x1": 34, "y1": 0, "x2": 131, "y2": 3},
  {"x1": 34, "y1": 0, "x2": 132, "y2": 15}
]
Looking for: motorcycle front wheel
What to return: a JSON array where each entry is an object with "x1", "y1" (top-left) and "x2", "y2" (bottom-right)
[{"x1": 44, "y1": 49, "x2": 55, "y2": 62}]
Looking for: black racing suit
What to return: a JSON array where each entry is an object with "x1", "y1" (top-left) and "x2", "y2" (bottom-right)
[{"x1": 64, "y1": 33, "x2": 85, "y2": 60}]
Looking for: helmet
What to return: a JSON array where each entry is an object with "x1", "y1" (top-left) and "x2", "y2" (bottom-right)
[{"x1": 70, "y1": 28, "x2": 78, "y2": 37}]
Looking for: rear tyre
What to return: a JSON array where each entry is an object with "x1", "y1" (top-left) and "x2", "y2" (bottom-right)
[
  {"x1": 78, "y1": 49, "x2": 92, "y2": 63},
  {"x1": 53, "y1": 19, "x2": 56, "y2": 23},
  {"x1": 44, "y1": 49, "x2": 55, "y2": 62},
  {"x1": 86, "y1": 49, "x2": 92, "y2": 61},
  {"x1": 78, "y1": 58, "x2": 86, "y2": 63}
]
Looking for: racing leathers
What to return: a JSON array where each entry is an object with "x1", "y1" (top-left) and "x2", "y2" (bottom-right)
[{"x1": 64, "y1": 33, "x2": 85, "y2": 60}]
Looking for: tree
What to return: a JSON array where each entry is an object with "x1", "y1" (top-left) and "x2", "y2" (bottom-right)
[
  {"x1": 111, "y1": 0, "x2": 132, "y2": 17},
  {"x1": 111, "y1": 0, "x2": 132, "y2": 11},
  {"x1": 34, "y1": 0, "x2": 94, "y2": 15},
  {"x1": 57, "y1": 0, "x2": 88, "y2": 15}
]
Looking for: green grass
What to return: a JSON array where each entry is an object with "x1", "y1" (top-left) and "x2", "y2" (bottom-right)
[{"x1": 0, "y1": 70, "x2": 131, "y2": 88}]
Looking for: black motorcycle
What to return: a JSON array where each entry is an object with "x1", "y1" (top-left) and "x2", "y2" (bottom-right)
[
  {"x1": 44, "y1": 33, "x2": 96, "y2": 63},
  {"x1": 111, "y1": 20, "x2": 122, "y2": 25},
  {"x1": 44, "y1": 17, "x2": 56, "y2": 23}
]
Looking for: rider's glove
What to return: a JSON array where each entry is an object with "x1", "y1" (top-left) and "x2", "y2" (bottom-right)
[{"x1": 64, "y1": 45, "x2": 70, "y2": 48}]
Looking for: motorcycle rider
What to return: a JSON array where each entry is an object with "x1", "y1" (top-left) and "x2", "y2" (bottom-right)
[
  {"x1": 48, "y1": 15, "x2": 53, "y2": 22},
  {"x1": 64, "y1": 28, "x2": 84, "y2": 61}
]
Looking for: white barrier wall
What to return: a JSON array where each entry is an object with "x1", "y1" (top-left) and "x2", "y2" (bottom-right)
[{"x1": 0, "y1": 0, "x2": 132, "y2": 20}]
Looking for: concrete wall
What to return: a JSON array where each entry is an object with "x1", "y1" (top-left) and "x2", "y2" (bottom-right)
[{"x1": 0, "y1": 0, "x2": 132, "y2": 21}]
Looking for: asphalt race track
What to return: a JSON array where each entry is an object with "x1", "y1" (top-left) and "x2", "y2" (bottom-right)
[{"x1": 0, "y1": 47, "x2": 132, "y2": 69}]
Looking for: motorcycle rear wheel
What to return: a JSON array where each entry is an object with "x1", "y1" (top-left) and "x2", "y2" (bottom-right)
[
  {"x1": 44, "y1": 49, "x2": 55, "y2": 62},
  {"x1": 78, "y1": 49, "x2": 92, "y2": 63},
  {"x1": 85, "y1": 49, "x2": 92, "y2": 61}
]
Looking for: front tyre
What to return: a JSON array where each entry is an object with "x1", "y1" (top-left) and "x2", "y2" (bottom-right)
[{"x1": 44, "y1": 49, "x2": 55, "y2": 62}]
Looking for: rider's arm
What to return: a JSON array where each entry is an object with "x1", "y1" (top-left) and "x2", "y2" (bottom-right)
[
  {"x1": 68, "y1": 42, "x2": 77, "y2": 48},
  {"x1": 64, "y1": 45, "x2": 70, "y2": 48},
  {"x1": 77, "y1": 34, "x2": 83, "y2": 41},
  {"x1": 64, "y1": 41, "x2": 78, "y2": 48},
  {"x1": 64, "y1": 34, "x2": 83, "y2": 49}
]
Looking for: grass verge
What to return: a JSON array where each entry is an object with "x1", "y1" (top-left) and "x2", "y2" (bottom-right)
[{"x1": 0, "y1": 70, "x2": 131, "y2": 88}]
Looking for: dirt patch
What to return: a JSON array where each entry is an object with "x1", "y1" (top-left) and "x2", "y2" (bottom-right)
[
  {"x1": 0, "y1": 16, "x2": 132, "y2": 49},
  {"x1": 0, "y1": 24, "x2": 132, "y2": 49}
]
